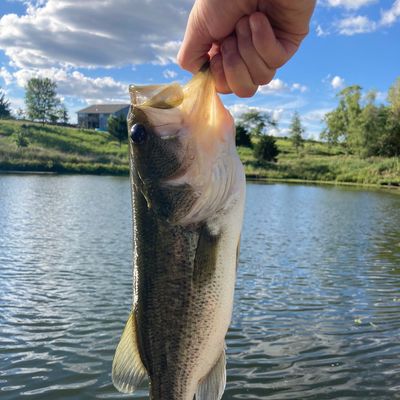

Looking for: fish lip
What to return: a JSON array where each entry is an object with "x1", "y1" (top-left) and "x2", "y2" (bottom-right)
[{"x1": 129, "y1": 84, "x2": 166, "y2": 107}]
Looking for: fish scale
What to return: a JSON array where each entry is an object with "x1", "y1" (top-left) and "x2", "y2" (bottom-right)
[{"x1": 112, "y1": 68, "x2": 246, "y2": 400}]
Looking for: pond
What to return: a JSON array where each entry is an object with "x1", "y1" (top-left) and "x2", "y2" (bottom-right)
[{"x1": 0, "y1": 175, "x2": 399, "y2": 399}]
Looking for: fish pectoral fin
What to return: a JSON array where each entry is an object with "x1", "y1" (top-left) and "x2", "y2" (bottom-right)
[
  {"x1": 112, "y1": 311, "x2": 147, "y2": 393},
  {"x1": 196, "y1": 348, "x2": 226, "y2": 400}
]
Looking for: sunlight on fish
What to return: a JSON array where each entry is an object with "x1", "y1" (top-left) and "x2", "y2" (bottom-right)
[{"x1": 111, "y1": 68, "x2": 246, "y2": 400}]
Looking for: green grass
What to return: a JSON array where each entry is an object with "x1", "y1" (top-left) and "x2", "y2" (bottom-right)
[
  {"x1": 239, "y1": 137, "x2": 400, "y2": 187},
  {"x1": 0, "y1": 120, "x2": 129, "y2": 175},
  {"x1": 0, "y1": 119, "x2": 399, "y2": 188}
]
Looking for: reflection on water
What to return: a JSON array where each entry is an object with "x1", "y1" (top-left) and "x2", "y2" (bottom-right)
[{"x1": 0, "y1": 175, "x2": 399, "y2": 400}]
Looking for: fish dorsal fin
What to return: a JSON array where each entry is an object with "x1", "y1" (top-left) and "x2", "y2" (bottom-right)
[
  {"x1": 112, "y1": 311, "x2": 147, "y2": 393},
  {"x1": 196, "y1": 349, "x2": 226, "y2": 400}
]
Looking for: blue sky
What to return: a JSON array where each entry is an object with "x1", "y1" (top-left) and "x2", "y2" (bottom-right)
[{"x1": 0, "y1": 0, "x2": 399, "y2": 138}]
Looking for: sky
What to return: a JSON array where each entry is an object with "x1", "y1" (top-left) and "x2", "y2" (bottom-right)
[{"x1": 0, "y1": 0, "x2": 399, "y2": 138}]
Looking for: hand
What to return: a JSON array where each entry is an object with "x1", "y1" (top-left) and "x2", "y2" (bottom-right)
[{"x1": 178, "y1": 0, "x2": 316, "y2": 97}]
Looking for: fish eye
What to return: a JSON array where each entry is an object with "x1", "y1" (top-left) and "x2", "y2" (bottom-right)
[{"x1": 130, "y1": 124, "x2": 147, "y2": 144}]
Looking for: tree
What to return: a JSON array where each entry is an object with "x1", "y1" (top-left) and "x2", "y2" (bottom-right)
[
  {"x1": 385, "y1": 77, "x2": 400, "y2": 156},
  {"x1": 322, "y1": 79, "x2": 400, "y2": 157},
  {"x1": 16, "y1": 108, "x2": 25, "y2": 120},
  {"x1": 289, "y1": 112, "x2": 305, "y2": 153},
  {"x1": 57, "y1": 103, "x2": 69, "y2": 124},
  {"x1": 235, "y1": 123, "x2": 252, "y2": 147},
  {"x1": 25, "y1": 78, "x2": 60, "y2": 124},
  {"x1": 322, "y1": 85, "x2": 362, "y2": 152},
  {"x1": 108, "y1": 114, "x2": 128, "y2": 146},
  {"x1": 238, "y1": 110, "x2": 276, "y2": 136},
  {"x1": 254, "y1": 135, "x2": 280, "y2": 162},
  {"x1": 388, "y1": 77, "x2": 400, "y2": 117},
  {"x1": 0, "y1": 87, "x2": 11, "y2": 119},
  {"x1": 383, "y1": 107, "x2": 400, "y2": 157}
]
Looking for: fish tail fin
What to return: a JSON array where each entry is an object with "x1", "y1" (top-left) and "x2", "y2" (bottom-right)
[
  {"x1": 195, "y1": 348, "x2": 226, "y2": 400},
  {"x1": 112, "y1": 311, "x2": 147, "y2": 393}
]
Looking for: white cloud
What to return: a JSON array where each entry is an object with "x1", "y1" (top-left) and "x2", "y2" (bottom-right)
[
  {"x1": 258, "y1": 79, "x2": 308, "y2": 95},
  {"x1": 0, "y1": 0, "x2": 191, "y2": 69},
  {"x1": 291, "y1": 83, "x2": 308, "y2": 93},
  {"x1": 380, "y1": 0, "x2": 400, "y2": 26},
  {"x1": 324, "y1": 0, "x2": 377, "y2": 10},
  {"x1": 320, "y1": 1, "x2": 400, "y2": 36},
  {"x1": 0, "y1": 67, "x2": 14, "y2": 86},
  {"x1": 258, "y1": 79, "x2": 287, "y2": 94},
  {"x1": 228, "y1": 103, "x2": 284, "y2": 123},
  {"x1": 150, "y1": 41, "x2": 181, "y2": 65},
  {"x1": 331, "y1": 75, "x2": 345, "y2": 89},
  {"x1": 163, "y1": 69, "x2": 178, "y2": 79},
  {"x1": 316, "y1": 24, "x2": 328, "y2": 36},
  {"x1": 13, "y1": 67, "x2": 129, "y2": 103},
  {"x1": 336, "y1": 15, "x2": 377, "y2": 35},
  {"x1": 303, "y1": 108, "x2": 332, "y2": 123}
]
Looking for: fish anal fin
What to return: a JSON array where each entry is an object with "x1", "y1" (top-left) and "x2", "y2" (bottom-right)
[
  {"x1": 112, "y1": 311, "x2": 147, "y2": 393},
  {"x1": 196, "y1": 349, "x2": 226, "y2": 400}
]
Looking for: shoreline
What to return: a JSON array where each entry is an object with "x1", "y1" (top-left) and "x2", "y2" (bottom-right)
[{"x1": 1, "y1": 169, "x2": 399, "y2": 193}]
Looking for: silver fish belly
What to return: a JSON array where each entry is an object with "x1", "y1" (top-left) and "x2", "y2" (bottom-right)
[{"x1": 112, "y1": 69, "x2": 245, "y2": 400}]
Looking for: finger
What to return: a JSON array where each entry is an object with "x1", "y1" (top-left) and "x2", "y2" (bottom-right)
[
  {"x1": 210, "y1": 53, "x2": 231, "y2": 94},
  {"x1": 235, "y1": 16, "x2": 276, "y2": 85},
  {"x1": 177, "y1": 6, "x2": 213, "y2": 73},
  {"x1": 221, "y1": 35, "x2": 258, "y2": 98},
  {"x1": 208, "y1": 42, "x2": 220, "y2": 59},
  {"x1": 249, "y1": 12, "x2": 299, "y2": 69}
]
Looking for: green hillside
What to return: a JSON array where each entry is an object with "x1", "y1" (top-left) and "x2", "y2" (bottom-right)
[{"x1": 0, "y1": 120, "x2": 399, "y2": 188}]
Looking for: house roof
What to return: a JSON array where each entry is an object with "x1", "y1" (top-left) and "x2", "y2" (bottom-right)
[{"x1": 77, "y1": 104, "x2": 130, "y2": 114}]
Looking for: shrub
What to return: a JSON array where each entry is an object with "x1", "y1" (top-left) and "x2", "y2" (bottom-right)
[
  {"x1": 253, "y1": 135, "x2": 280, "y2": 162},
  {"x1": 235, "y1": 124, "x2": 252, "y2": 147}
]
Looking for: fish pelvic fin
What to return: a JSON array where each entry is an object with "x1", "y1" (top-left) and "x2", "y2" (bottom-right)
[
  {"x1": 112, "y1": 311, "x2": 147, "y2": 393},
  {"x1": 196, "y1": 348, "x2": 226, "y2": 400}
]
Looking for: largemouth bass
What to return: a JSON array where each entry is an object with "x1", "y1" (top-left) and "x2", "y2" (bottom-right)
[{"x1": 112, "y1": 68, "x2": 245, "y2": 400}]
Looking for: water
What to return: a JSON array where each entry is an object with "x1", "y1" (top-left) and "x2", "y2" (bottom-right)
[{"x1": 0, "y1": 175, "x2": 399, "y2": 400}]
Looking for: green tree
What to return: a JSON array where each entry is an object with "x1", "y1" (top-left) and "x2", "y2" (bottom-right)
[
  {"x1": 0, "y1": 87, "x2": 11, "y2": 119},
  {"x1": 57, "y1": 104, "x2": 69, "y2": 124},
  {"x1": 289, "y1": 112, "x2": 305, "y2": 153},
  {"x1": 16, "y1": 108, "x2": 25, "y2": 120},
  {"x1": 108, "y1": 114, "x2": 128, "y2": 146},
  {"x1": 383, "y1": 108, "x2": 400, "y2": 157},
  {"x1": 238, "y1": 110, "x2": 276, "y2": 136},
  {"x1": 388, "y1": 77, "x2": 400, "y2": 116},
  {"x1": 322, "y1": 85, "x2": 362, "y2": 152},
  {"x1": 385, "y1": 77, "x2": 400, "y2": 156},
  {"x1": 355, "y1": 92, "x2": 387, "y2": 157},
  {"x1": 48, "y1": 102, "x2": 69, "y2": 125},
  {"x1": 235, "y1": 123, "x2": 252, "y2": 147},
  {"x1": 254, "y1": 135, "x2": 280, "y2": 162},
  {"x1": 49, "y1": 101, "x2": 61, "y2": 124},
  {"x1": 25, "y1": 78, "x2": 60, "y2": 124}
]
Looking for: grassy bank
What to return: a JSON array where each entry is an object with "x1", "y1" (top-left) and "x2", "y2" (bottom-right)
[{"x1": 0, "y1": 120, "x2": 399, "y2": 187}]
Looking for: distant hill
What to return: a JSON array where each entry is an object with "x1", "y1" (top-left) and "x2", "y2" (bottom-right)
[{"x1": 0, "y1": 119, "x2": 399, "y2": 188}]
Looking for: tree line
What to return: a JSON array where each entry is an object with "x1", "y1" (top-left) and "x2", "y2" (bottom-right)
[
  {"x1": 1, "y1": 76, "x2": 399, "y2": 158},
  {"x1": 322, "y1": 77, "x2": 400, "y2": 157}
]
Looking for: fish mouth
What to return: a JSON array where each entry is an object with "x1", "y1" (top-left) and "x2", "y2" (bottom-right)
[{"x1": 129, "y1": 83, "x2": 184, "y2": 109}]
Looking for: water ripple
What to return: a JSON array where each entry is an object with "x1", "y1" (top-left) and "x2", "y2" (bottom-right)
[{"x1": 1, "y1": 176, "x2": 399, "y2": 399}]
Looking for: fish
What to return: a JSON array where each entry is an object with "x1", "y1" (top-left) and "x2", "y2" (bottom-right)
[{"x1": 111, "y1": 67, "x2": 246, "y2": 400}]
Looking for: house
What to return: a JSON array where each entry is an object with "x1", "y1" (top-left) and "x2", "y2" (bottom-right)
[{"x1": 77, "y1": 104, "x2": 130, "y2": 131}]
